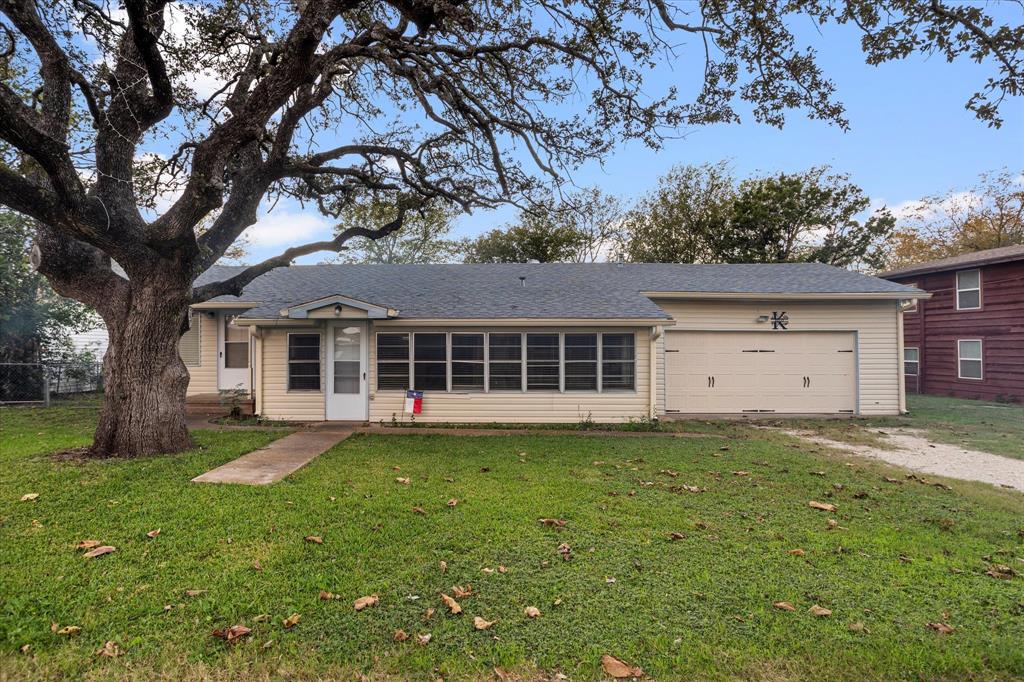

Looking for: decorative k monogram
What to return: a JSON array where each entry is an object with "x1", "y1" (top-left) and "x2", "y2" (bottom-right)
[{"x1": 771, "y1": 311, "x2": 789, "y2": 330}]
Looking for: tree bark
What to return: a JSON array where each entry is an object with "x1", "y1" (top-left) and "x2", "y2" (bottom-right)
[{"x1": 90, "y1": 271, "x2": 194, "y2": 458}]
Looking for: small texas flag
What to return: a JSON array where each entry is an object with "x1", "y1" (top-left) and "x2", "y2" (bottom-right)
[{"x1": 404, "y1": 390, "x2": 423, "y2": 415}]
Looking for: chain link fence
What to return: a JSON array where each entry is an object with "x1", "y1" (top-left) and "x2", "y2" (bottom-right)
[{"x1": 0, "y1": 362, "x2": 104, "y2": 406}]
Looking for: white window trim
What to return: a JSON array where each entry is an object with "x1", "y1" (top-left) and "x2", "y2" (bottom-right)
[
  {"x1": 955, "y1": 269, "x2": 982, "y2": 311},
  {"x1": 957, "y1": 339, "x2": 983, "y2": 381},
  {"x1": 286, "y1": 331, "x2": 323, "y2": 392},
  {"x1": 903, "y1": 347, "x2": 919, "y2": 376},
  {"x1": 373, "y1": 330, "x2": 639, "y2": 394}
]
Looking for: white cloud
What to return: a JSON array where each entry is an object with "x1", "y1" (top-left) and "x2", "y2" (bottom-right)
[{"x1": 243, "y1": 210, "x2": 334, "y2": 249}]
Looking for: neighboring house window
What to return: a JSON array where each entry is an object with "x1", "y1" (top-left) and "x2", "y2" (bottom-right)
[
  {"x1": 451, "y1": 333, "x2": 485, "y2": 391},
  {"x1": 904, "y1": 347, "x2": 919, "y2": 376},
  {"x1": 223, "y1": 314, "x2": 249, "y2": 368},
  {"x1": 955, "y1": 269, "x2": 981, "y2": 310},
  {"x1": 413, "y1": 333, "x2": 447, "y2": 391},
  {"x1": 179, "y1": 313, "x2": 201, "y2": 367},
  {"x1": 904, "y1": 283, "x2": 918, "y2": 313},
  {"x1": 957, "y1": 340, "x2": 983, "y2": 380},
  {"x1": 376, "y1": 333, "x2": 410, "y2": 390},
  {"x1": 488, "y1": 333, "x2": 523, "y2": 391},
  {"x1": 288, "y1": 333, "x2": 321, "y2": 390},
  {"x1": 526, "y1": 333, "x2": 560, "y2": 391},
  {"x1": 602, "y1": 333, "x2": 635, "y2": 391},
  {"x1": 564, "y1": 333, "x2": 598, "y2": 391}
]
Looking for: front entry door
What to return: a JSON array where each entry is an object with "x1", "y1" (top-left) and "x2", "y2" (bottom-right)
[
  {"x1": 217, "y1": 312, "x2": 251, "y2": 392},
  {"x1": 326, "y1": 322, "x2": 368, "y2": 420}
]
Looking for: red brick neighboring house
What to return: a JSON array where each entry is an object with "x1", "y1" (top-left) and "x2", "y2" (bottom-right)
[{"x1": 881, "y1": 244, "x2": 1024, "y2": 402}]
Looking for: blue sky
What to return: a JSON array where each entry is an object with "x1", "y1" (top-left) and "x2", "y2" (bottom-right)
[{"x1": 231, "y1": 17, "x2": 1024, "y2": 263}]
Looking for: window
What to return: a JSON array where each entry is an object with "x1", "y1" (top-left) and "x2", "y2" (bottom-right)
[
  {"x1": 526, "y1": 333, "x2": 559, "y2": 391},
  {"x1": 288, "y1": 334, "x2": 321, "y2": 390},
  {"x1": 956, "y1": 269, "x2": 981, "y2": 310},
  {"x1": 223, "y1": 314, "x2": 249, "y2": 368},
  {"x1": 332, "y1": 326, "x2": 361, "y2": 394},
  {"x1": 489, "y1": 333, "x2": 522, "y2": 391},
  {"x1": 564, "y1": 333, "x2": 598, "y2": 391},
  {"x1": 376, "y1": 333, "x2": 410, "y2": 390},
  {"x1": 957, "y1": 340, "x2": 983, "y2": 380},
  {"x1": 904, "y1": 347, "x2": 919, "y2": 376},
  {"x1": 414, "y1": 333, "x2": 447, "y2": 391},
  {"x1": 602, "y1": 333, "x2": 635, "y2": 390},
  {"x1": 451, "y1": 333, "x2": 484, "y2": 391}
]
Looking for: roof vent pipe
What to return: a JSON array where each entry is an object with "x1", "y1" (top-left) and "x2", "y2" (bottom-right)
[{"x1": 519, "y1": 276, "x2": 526, "y2": 288}]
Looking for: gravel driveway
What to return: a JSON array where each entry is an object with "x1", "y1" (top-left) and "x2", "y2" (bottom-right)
[{"x1": 784, "y1": 428, "x2": 1024, "y2": 492}]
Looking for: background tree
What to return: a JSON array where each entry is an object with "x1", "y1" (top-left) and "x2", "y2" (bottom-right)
[
  {"x1": 725, "y1": 167, "x2": 895, "y2": 268},
  {"x1": 463, "y1": 221, "x2": 587, "y2": 263},
  {"x1": 884, "y1": 169, "x2": 1024, "y2": 270},
  {"x1": 335, "y1": 199, "x2": 461, "y2": 264},
  {"x1": 0, "y1": 210, "x2": 96, "y2": 363},
  {"x1": 1, "y1": 0, "x2": 1021, "y2": 456},
  {"x1": 617, "y1": 162, "x2": 735, "y2": 263}
]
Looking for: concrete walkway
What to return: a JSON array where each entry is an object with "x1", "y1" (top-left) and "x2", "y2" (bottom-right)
[{"x1": 192, "y1": 428, "x2": 353, "y2": 485}]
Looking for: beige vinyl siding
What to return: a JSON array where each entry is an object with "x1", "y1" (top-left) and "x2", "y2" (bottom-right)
[
  {"x1": 655, "y1": 332, "x2": 665, "y2": 416},
  {"x1": 652, "y1": 299, "x2": 901, "y2": 416},
  {"x1": 179, "y1": 315, "x2": 201, "y2": 366},
  {"x1": 184, "y1": 312, "x2": 218, "y2": 396},
  {"x1": 368, "y1": 325, "x2": 652, "y2": 423},
  {"x1": 258, "y1": 327, "x2": 326, "y2": 420}
]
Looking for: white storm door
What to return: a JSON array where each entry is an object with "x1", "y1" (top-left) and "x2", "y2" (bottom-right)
[
  {"x1": 326, "y1": 322, "x2": 368, "y2": 420},
  {"x1": 217, "y1": 312, "x2": 251, "y2": 391}
]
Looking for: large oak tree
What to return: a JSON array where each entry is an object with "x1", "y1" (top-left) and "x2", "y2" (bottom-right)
[{"x1": 0, "y1": 0, "x2": 1020, "y2": 456}]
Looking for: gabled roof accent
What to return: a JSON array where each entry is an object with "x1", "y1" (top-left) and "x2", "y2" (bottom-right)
[
  {"x1": 880, "y1": 244, "x2": 1024, "y2": 279},
  {"x1": 282, "y1": 294, "x2": 398, "y2": 319}
]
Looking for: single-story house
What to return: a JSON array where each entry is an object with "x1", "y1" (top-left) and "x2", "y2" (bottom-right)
[
  {"x1": 182, "y1": 263, "x2": 926, "y2": 422},
  {"x1": 880, "y1": 244, "x2": 1024, "y2": 402}
]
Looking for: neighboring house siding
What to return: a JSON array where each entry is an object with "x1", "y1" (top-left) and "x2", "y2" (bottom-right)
[
  {"x1": 891, "y1": 260, "x2": 1024, "y2": 402},
  {"x1": 367, "y1": 325, "x2": 653, "y2": 424},
  {"x1": 183, "y1": 312, "x2": 218, "y2": 396},
  {"x1": 651, "y1": 299, "x2": 902, "y2": 416},
  {"x1": 70, "y1": 326, "x2": 109, "y2": 358},
  {"x1": 258, "y1": 327, "x2": 326, "y2": 420}
]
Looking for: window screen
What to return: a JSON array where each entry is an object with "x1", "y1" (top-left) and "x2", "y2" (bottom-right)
[
  {"x1": 564, "y1": 333, "x2": 597, "y2": 391},
  {"x1": 488, "y1": 333, "x2": 522, "y2": 390},
  {"x1": 526, "y1": 333, "x2": 559, "y2": 391},
  {"x1": 601, "y1": 333, "x2": 635, "y2": 390},
  {"x1": 452, "y1": 334, "x2": 484, "y2": 391},
  {"x1": 376, "y1": 333, "x2": 410, "y2": 390},
  {"x1": 904, "y1": 347, "x2": 919, "y2": 376},
  {"x1": 414, "y1": 333, "x2": 447, "y2": 391},
  {"x1": 223, "y1": 314, "x2": 249, "y2": 368},
  {"x1": 288, "y1": 334, "x2": 321, "y2": 390}
]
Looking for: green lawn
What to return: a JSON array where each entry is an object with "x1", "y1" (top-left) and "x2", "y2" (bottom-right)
[
  {"x1": 1, "y1": 407, "x2": 1022, "y2": 680},
  {"x1": 773, "y1": 395, "x2": 1024, "y2": 460}
]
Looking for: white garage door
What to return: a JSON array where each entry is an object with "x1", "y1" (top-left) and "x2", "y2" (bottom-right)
[{"x1": 665, "y1": 331, "x2": 857, "y2": 414}]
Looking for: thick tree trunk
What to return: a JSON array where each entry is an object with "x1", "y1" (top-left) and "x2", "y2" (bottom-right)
[{"x1": 90, "y1": 273, "x2": 194, "y2": 458}]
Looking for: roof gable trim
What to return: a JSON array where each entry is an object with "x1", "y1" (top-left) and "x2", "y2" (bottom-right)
[{"x1": 282, "y1": 294, "x2": 398, "y2": 319}]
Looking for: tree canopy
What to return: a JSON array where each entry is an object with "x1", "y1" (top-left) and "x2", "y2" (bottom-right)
[{"x1": 335, "y1": 200, "x2": 461, "y2": 264}]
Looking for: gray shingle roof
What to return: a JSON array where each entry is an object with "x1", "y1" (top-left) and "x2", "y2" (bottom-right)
[
  {"x1": 195, "y1": 263, "x2": 921, "y2": 320},
  {"x1": 879, "y1": 244, "x2": 1024, "y2": 279}
]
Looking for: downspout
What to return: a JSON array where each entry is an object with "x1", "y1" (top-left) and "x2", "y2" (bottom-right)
[
  {"x1": 896, "y1": 302, "x2": 907, "y2": 414},
  {"x1": 649, "y1": 325, "x2": 662, "y2": 420}
]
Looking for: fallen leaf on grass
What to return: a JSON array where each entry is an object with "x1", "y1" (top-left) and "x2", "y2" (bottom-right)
[
  {"x1": 412, "y1": 506, "x2": 426, "y2": 515},
  {"x1": 669, "y1": 532, "x2": 687, "y2": 541},
  {"x1": 557, "y1": 543, "x2": 572, "y2": 561},
  {"x1": 732, "y1": 471, "x2": 750, "y2": 477},
  {"x1": 212, "y1": 625, "x2": 251, "y2": 642},
  {"x1": 524, "y1": 606, "x2": 540, "y2": 618},
  {"x1": 473, "y1": 616, "x2": 496, "y2": 630},
  {"x1": 772, "y1": 602, "x2": 796, "y2": 612},
  {"x1": 884, "y1": 477, "x2": 903, "y2": 485},
  {"x1": 808, "y1": 501, "x2": 837, "y2": 512},
  {"x1": 676, "y1": 485, "x2": 705, "y2": 493},
  {"x1": 809, "y1": 605, "x2": 832, "y2": 617},
  {"x1": 75, "y1": 540, "x2": 102, "y2": 551},
  {"x1": 395, "y1": 477, "x2": 411, "y2": 485},
  {"x1": 538, "y1": 518, "x2": 567, "y2": 527},
  {"x1": 424, "y1": 608, "x2": 435, "y2": 620},
  {"x1": 95, "y1": 640, "x2": 121, "y2": 657},
  {"x1": 452, "y1": 585, "x2": 473, "y2": 598},
  {"x1": 253, "y1": 614, "x2": 270, "y2": 623},
  {"x1": 447, "y1": 498, "x2": 458, "y2": 507},
  {"x1": 601, "y1": 654, "x2": 644, "y2": 678},
  {"x1": 146, "y1": 529, "x2": 161, "y2": 538},
  {"x1": 282, "y1": 613, "x2": 301, "y2": 628},
  {"x1": 498, "y1": 565, "x2": 507, "y2": 573},
  {"x1": 320, "y1": 591, "x2": 343, "y2": 601},
  {"x1": 393, "y1": 629, "x2": 409, "y2": 642},
  {"x1": 482, "y1": 567, "x2": 494, "y2": 575},
  {"x1": 927, "y1": 622, "x2": 955, "y2": 634},
  {"x1": 417, "y1": 633, "x2": 432, "y2": 645},
  {"x1": 82, "y1": 545, "x2": 116, "y2": 559},
  {"x1": 848, "y1": 622, "x2": 870, "y2": 634},
  {"x1": 304, "y1": 535, "x2": 323, "y2": 544},
  {"x1": 20, "y1": 493, "x2": 39, "y2": 502},
  {"x1": 986, "y1": 564, "x2": 1017, "y2": 580},
  {"x1": 439, "y1": 560, "x2": 448, "y2": 573},
  {"x1": 826, "y1": 519, "x2": 839, "y2": 530},
  {"x1": 184, "y1": 589, "x2": 207, "y2": 597},
  {"x1": 441, "y1": 594, "x2": 462, "y2": 614},
  {"x1": 788, "y1": 549, "x2": 806, "y2": 556},
  {"x1": 56, "y1": 625, "x2": 81, "y2": 636},
  {"x1": 354, "y1": 595, "x2": 379, "y2": 611}
]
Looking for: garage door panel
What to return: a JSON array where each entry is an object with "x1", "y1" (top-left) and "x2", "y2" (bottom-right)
[{"x1": 665, "y1": 331, "x2": 857, "y2": 414}]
